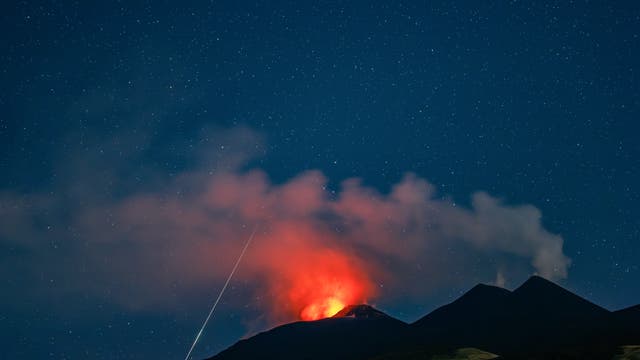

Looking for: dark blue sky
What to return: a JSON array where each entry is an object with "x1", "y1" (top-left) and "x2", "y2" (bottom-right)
[{"x1": 1, "y1": 1, "x2": 639, "y2": 359}]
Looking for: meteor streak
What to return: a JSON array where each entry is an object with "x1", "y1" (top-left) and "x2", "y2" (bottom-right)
[{"x1": 184, "y1": 226, "x2": 258, "y2": 360}]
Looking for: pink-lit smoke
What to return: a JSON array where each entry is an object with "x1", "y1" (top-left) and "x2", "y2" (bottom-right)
[{"x1": 0, "y1": 127, "x2": 570, "y2": 323}]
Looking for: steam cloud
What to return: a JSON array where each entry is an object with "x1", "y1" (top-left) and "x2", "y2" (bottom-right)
[{"x1": 0, "y1": 127, "x2": 570, "y2": 323}]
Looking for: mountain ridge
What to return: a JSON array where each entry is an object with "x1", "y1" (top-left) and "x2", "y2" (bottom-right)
[{"x1": 206, "y1": 276, "x2": 640, "y2": 360}]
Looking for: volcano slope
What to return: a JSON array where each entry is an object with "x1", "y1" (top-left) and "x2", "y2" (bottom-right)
[
  {"x1": 208, "y1": 304, "x2": 410, "y2": 360},
  {"x1": 206, "y1": 276, "x2": 640, "y2": 360}
]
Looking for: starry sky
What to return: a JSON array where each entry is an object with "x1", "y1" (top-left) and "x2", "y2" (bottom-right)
[{"x1": 1, "y1": 1, "x2": 639, "y2": 359}]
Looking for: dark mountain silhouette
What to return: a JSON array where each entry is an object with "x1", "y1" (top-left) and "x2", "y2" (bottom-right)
[
  {"x1": 412, "y1": 276, "x2": 617, "y2": 358},
  {"x1": 611, "y1": 305, "x2": 640, "y2": 347},
  {"x1": 208, "y1": 304, "x2": 410, "y2": 360},
  {"x1": 206, "y1": 276, "x2": 639, "y2": 360},
  {"x1": 333, "y1": 304, "x2": 400, "y2": 320},
  {"x1": 614, "y1": 304, "x2": 640, "y2": 325}
]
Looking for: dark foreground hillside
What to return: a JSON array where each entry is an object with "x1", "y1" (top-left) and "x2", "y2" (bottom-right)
[{"x1": 207, "y1": 276, "x2": 640, "y2": 360}]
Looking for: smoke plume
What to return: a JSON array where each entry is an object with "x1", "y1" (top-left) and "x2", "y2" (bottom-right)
[{"x1": 0, "y1": 127, "x2": 570, "y2": 323}]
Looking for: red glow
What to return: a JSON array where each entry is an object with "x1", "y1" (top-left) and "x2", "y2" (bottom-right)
[{"x1": 281, "y1": 248, "x2": 374, "y2": 321}]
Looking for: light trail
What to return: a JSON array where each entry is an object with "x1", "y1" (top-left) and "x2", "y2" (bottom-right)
[{"x1": 183, "y1": 226, "x2": 258, "y2": 360}]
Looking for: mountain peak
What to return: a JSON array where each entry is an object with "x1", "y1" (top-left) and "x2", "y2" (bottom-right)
[
  {"x1": 513, "y1": 275, "x2": 609, "y2": 315},
  {"x1": 513, "y1": 275, "x2": 578, "y2": 299},
  {"x1": 514, "y1": 275, "x2": 556, "y2": 292},
  {"x1": 455, "y1": 283, "x2": 512, "y2": 303},
  {"x1": 332, "y1": 304, "x2": 390, "y2": 319},
  {"x1": 468, "y1": 282, "x2": 509, "y2": 293}
]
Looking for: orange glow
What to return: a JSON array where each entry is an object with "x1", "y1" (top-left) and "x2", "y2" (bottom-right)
[
  {"x1": 300, "y1": 296, "x2": 345, "y2": 320},
  {"x1": 281, "y1": 248, "x2": 375, "y2": 321},
  {"x1": 246, "y1": 223, "x2": 378, "y2": 322}
]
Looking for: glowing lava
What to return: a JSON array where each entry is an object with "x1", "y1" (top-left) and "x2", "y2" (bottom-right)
[
  {"x1": 282, "y1": 249, "x2": 375, "y2": 321},
  {"x1": 300, "y1": 296, "x2": 345, "y2": 320},
  {"x1": 250, "y1": 224, "x2": 378, "y2": 322}
]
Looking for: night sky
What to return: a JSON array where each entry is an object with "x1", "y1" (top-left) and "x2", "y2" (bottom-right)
[{"x1": 2, "y1": 1, "x2": 639, "y2": 359}]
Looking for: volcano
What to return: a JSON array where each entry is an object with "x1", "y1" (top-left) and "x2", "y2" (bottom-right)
[
  {"x1": 208, "y1": 304, "x2": 409, "y2": 360},
  {"x1": 206, "y1": 276, "x2": 640, "y2": 360},
  {"x1": 411, "y1": 276, "x2": 621, "y2": 358}
]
